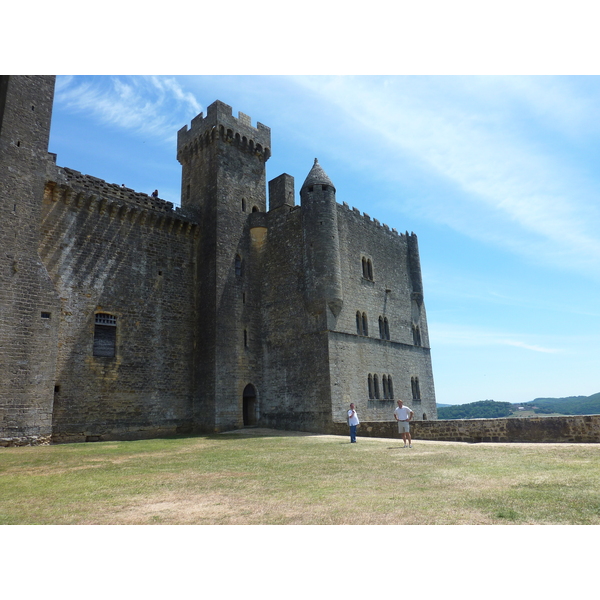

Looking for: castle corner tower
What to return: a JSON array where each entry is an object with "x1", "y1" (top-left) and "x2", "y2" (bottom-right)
[{"x1": 0, "y1": 76, "x2": 60, "y2": 443}]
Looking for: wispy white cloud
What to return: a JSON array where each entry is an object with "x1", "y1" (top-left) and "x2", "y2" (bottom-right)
[
  {"x1": 55, "y1": 76, "x2": 202, "y2": 143},
  {"x1": 500, "y1": 340, "x2": 560, "y2": 354},
  {"x1": 290, "y1": 75, "x2": 600, "y2": 278},
  {"x1": 429, "y1": 322, "x2": 561, "y2": 354}
]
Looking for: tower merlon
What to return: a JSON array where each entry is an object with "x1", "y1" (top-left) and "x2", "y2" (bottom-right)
[{"x1": 177, "y1": 99, "x2": 271, "y2": 154}]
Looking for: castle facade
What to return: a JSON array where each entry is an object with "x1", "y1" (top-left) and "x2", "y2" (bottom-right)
[{"x1": 0, "y1": 75, "x2": 436, "y2": 444}]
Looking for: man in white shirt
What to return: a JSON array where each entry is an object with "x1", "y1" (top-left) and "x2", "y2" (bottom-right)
[
  {"x1": 394, "y1": 399, "x2": 414, "y2": 448},
  {"x1": 347, "y1": 403, "x2": 360, "y2": 443}
]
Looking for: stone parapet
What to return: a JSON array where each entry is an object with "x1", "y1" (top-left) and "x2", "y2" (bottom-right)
[{"x1": 327, "y1": 415, "x2": 600, "y2": 443}]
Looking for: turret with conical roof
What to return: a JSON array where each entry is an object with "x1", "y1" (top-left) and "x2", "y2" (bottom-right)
[
  {"x1": 301, "y1": 158, "x2": 336, "y2": 194},
  {"x1": 301, "y1": 159, "x2": 344, "y2": 321}
]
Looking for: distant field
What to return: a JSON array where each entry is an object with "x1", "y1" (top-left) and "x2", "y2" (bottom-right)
[
  {"x1": 2, "y1": 430, "x2": 600, "y2": 525},
  {"x1": 507, "y1": 410, "x2": 564, "y2": 418}
]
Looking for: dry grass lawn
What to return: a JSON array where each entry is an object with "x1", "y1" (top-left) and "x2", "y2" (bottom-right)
[{"x1": 2, "y1": 428, "x2": 600, "y2": 525}]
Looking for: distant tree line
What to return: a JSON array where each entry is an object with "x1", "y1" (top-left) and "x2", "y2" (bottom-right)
[{"x1": 437, "y1": 400, "x2": 513, "y2": 420}]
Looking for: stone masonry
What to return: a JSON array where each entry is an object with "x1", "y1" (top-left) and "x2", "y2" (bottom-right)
[
  {"x1": 0, "y1": 76, "x2": 437, "y2": 444},
  {"x1": 329, "y1": 415, "x2": 600, "y2": 444}
]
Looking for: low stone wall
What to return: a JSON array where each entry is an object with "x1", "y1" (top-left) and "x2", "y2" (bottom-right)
[
  {"x1": 4, "y1": 416, "x2": 600, "y2": 446},
  {"x1": 0, "y1": 435, "x2": 52, "y2": 447},
  {"x1": 328, "y1": 415, "x2": 600, "y2": 443}
]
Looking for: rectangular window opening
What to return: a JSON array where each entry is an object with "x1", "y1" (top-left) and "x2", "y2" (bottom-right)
[{"x1": 94, "y1": 313, "x2": 117, "y2": 357}]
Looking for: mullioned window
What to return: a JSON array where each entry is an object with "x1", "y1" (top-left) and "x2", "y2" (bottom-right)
[
  {"x1": 356, "y1": 311, "x2": 369, "y2": 336},
  {"x1": 379, "y1": 316, "x2": 390, "y2": 340}
]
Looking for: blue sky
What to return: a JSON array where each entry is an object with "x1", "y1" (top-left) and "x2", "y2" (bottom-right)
[{"x1": 46, "y1": 75, "x2": 600, "y2": 406}]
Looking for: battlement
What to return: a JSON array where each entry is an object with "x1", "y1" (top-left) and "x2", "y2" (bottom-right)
[
  {"x1": 339, "y1": 201, "x2": 402, "y2": 238},
  {"x1": 177, "y1": 100, "x2": 271, "y2": 163},
  {"x1": 45, "y1": 168, "x2": 197, "y2": 234},
  {"x1": 57, "y1": 167, "x2": 177, "y2": 212}
]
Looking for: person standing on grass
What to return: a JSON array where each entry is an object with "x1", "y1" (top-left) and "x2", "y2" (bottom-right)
[
  {"x1": 394, "y1": 399, "x2": 414, "y2": 448},
  {"x1": 347, "y1": 403, "x2": 359, "y2": 443}
]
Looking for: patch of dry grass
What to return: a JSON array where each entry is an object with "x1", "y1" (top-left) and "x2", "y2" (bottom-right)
[{"x1": 1, "y1": 430, "x2": 600, "y2": 524}]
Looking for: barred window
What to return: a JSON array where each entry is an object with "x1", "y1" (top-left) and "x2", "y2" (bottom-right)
[
  {"x1": 95, "y1": 313, "x2": 117, "y2": 326},
  {"x1": 93, "y1": 313, "x2": 117, "y2": 357}
]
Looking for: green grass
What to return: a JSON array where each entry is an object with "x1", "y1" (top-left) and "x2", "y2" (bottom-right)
[{"x1": 1, "y1": 431, "x2": 600, "y2": 524}]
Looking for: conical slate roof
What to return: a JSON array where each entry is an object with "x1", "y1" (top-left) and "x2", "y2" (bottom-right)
[{"x1": 301, "y1": 158, "x2": 336, "y2": 192}]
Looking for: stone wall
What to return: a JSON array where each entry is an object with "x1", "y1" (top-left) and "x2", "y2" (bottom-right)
[
  {"x1": 4, "y1": 415, "x2": 600, "y2": 446},
  {"x1": 0, "y1": 75, "x2": 60, "y2": 440},
  {"x1": 41, "y1": 166, "x2": 200, "y2": 443},
  {"x1": 328, "y1": 415, "x2": 600, "y2": 443},
  {"x1": 329, "y1": 202, "x2": 437, "y2": 423},
  {"x1": 259, "y1": 192, "x2": 334, "y2": 432}
]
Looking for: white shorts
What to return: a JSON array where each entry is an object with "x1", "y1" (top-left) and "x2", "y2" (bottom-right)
[{"x1": 397, "y1": 421, "x2": 410, "y2": 433}]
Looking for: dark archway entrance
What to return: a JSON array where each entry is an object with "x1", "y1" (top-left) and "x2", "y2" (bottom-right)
[{"x1": 243, "y1": 384, "x2": 257, "y2": 427}]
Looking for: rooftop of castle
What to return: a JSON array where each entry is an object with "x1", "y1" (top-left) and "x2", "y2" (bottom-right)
[
  {"x1": 60, "y1": 167, "x2": 177, "y2": 213},
  {"x1": 301, "y1": 158, "x2": 336, "y2": 193}
]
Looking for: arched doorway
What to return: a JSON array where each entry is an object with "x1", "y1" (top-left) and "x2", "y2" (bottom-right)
[{"x1": 243, "y1": 384, "x2": 257, "y2": 427}]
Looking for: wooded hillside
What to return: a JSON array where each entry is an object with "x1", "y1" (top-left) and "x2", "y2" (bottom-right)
[{"x1": 436, "y1": 393, "x2": 600, "y2": 419}]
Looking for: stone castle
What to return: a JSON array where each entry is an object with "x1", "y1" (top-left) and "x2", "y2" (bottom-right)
[{"x1": 0, "y1": 75, "x2": 437, "y2": 444}]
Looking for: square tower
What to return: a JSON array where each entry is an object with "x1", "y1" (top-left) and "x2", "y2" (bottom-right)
[{"x1": 177, "y1": 101, "x2": 271, "y2": 431}]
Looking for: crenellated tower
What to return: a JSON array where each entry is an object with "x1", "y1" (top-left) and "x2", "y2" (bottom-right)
[
  {"x1": 177, "y1": 100, "x2": 271, "y2": 218},
  {"x1": 177, "y1": 101, "x2": 271, "y2": 431}
]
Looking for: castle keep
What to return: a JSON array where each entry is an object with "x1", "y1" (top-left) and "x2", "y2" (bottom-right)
[{"x1": 0, "y1": 75, "x2": 437, "y2": 444}]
